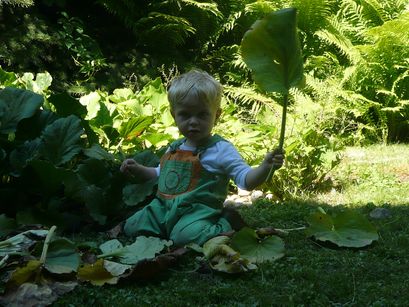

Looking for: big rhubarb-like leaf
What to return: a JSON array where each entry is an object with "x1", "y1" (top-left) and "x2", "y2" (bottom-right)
[
  {"x1": 241, "y1": 8, "x2": 304, "y2": 94},
  {"x1": 230, "y1": 227, "x2": 285, "y2": 263},
  {"x1": 305, "y1": 209, "x2": 379, "y2": 248},
  {"x1": 39, "y1": 115, "x2": 83, "y2": 165},
  {"x1": 44, "y1": 238, "x2": 80, "y2": 274},
  {"x1": 98, "y1": 237, "x2": 172, "y2": 265},
  {"x1": 0, "y1": 87, "x2": 43, "y2": 134}
]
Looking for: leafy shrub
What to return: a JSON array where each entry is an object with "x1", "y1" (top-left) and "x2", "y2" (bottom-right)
[{"x1": 0, "y1": 74, "x2": 161, "y2": 232}]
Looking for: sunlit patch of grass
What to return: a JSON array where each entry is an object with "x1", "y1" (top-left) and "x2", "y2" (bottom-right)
[{"x1": 315, "y1": 144, "x2": 409, "y2": 205}]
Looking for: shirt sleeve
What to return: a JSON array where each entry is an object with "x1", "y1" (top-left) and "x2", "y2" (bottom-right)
[{"x1": 212, "y1": 141, "x2": 252, "y2": 190}]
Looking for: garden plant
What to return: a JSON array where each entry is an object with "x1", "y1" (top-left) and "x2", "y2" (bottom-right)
[{"x1": 0, "y1": 0, "x2": 408, "y2": 305}]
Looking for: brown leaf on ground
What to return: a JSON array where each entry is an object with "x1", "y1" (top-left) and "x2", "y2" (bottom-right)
[
  {"x1": 124, "y1": 247, "x2": 188, "y2": 280},
  {"x1": 0, "y1": 281, "x2": 77, "y2": 307},
  {"x1": 106, "y1": 222, "x2": 124, "y2": 239}
]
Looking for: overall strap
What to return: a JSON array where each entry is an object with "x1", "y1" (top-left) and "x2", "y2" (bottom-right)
[
  {"x1": 167, "y1": 134, "x2": 226, "y2": 155},
  {"x1": 168, "y1": 138, "x2": 187, "y2": 153},
  {"x1": 194, "y1": 134, "x2": 226, "y2": 155}
]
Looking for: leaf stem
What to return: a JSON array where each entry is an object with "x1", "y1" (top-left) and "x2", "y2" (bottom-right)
[
  {"x1": 40, "y1": 225, "x2": 57, "y2": 264},
  {"x1": 0, "y1": 255, "x2": 9, "y2": 269},
  {"x1": 266, "y1": 93, "x2": 288, "y2": 182}
]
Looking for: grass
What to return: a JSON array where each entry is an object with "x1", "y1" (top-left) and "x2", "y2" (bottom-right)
[
  {"x1": 315, "y1": 144, "x2": 409, "y2": 206},
  {"x1": 53, "y1": 144, "x2": 409, "y2": 306}
]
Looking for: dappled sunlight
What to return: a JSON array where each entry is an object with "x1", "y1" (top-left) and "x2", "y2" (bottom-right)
[{"x1": 314, "y1": 144, "x2": 409, "y2": 206}]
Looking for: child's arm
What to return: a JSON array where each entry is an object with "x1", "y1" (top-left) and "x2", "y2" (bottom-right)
[
  {"x1": 245, "y1": 148, "x2": 284, "y2": 190},
  {"x1": 120, "y1": 158, "x2": 158, "y2": 181}
]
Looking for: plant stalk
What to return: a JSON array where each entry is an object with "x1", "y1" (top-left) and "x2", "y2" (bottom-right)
[
  {"x1": 266, "y1": 93, "x2": 288, "y2": 182},
  {"x1": 40, "y1": 225, "x2": 56, "y2": 264}
]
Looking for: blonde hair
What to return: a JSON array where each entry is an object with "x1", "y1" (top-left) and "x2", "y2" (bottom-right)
[{"x1": 167, "y1": 69, "x2": 222, "y2": 110}]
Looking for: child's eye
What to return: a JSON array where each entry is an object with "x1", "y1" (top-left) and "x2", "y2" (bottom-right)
[
  {"x1": 178, "y1": 112, "x2": 189, "y2": 118},
  {"x1": 199, "y1": 112, "x2": 209, "y2": 118}
]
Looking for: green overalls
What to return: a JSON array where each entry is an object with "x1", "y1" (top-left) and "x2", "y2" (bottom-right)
[{"x1": 124, "y1": 135, "x2": 232, "y2": 246}]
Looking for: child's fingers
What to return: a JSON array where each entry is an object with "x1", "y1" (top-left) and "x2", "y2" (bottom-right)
[{"x1": 120, "y1": 159, "x2": 137, "y2": 173}]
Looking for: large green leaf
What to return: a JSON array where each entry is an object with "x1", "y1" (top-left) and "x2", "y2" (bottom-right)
[
  {"x1": 83, "y1": 144, "x2": 116, "y2": 161},
  {"x1": 77, "y1": 184, "x2": 107, "y2": 225},
  {"x1": 138, "y1": 78, "x2": 168, "y2": 112},
  {"x1": 28, "y1": 160, "x2": 76, "y2": 196},
  {"x1": 122, "y1": 179, "x2": 157, "y2": 207},
  {"x1": 79, "y1": 92, "x2": 101, "y2": 120},
  {"x1": 118, "y1": 116, "x2": 153, "y2": 140},
  {"x1": 48, "y1": 92, "x2": 87, "y2": 118},
  {"x1": 20, "y1": 72, "x2": 52, "y2": 94},
  {"x1": 98, "y1": 237, "x2": 172, "y2": 265},
  {"x1": 0, "y1": 67, "x2": 17, "y2": 86},
  {"x1": 15, "y1": 109, "x2": 58, "y2": 141},
  {"x1": 241, "y1": 8, "x2": 304, "y2": 94},
  {"x1": 9, "y1": 138, "x2": 42, "y2": 175},
  {"x1": 133, "y1": 150, "x2": 160, "y2": 167},
  {"x1": 77, "y1": 158, "x2": 112, "y2": 187},
  {"x1": 45, "y1": 238, "x2": 80, "y2": 274},
  {"x1": 305, "y1": 210, "x2": 379, "y2": 248},
  {"x1": 0, "y1": 87, "x2": 43, "y2": 134},
  {"x1": 39, "y1": 115, "x2": 84, "y2": 165},
  {"x1": 230, "y1": 227, "x2": 285, "y2": 263},
  {"x1": 0, "y1": 229, "x2": 48, "y2": 257}
]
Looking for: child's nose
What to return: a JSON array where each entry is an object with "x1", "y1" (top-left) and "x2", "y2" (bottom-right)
[{"x1": 189, "y1": 116, "x2": 199, "y2": 125}]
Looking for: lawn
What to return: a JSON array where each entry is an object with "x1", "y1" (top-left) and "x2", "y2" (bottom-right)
[{"x1": 53, "y1": 144, "x2": 409, "y2": 306}]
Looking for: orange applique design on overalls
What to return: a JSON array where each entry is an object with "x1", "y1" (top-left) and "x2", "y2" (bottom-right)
[{"x1": 157, "y1": 150, "x2": 202, "y2": 199}]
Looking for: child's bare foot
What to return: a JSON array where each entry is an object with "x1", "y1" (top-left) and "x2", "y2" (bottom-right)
[{"x1": 221, "y1": 207, "x2": 247, "y2": 231}]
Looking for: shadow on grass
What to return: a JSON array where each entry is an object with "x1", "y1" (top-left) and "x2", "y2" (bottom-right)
[{"x1": 53, "y1": 199, "x2": 409, "y2": 306}]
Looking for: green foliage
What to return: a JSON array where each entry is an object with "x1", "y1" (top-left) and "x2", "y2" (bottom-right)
[
  {"x1": 241, "y1": 8, "x2": 304, "y2": 95},
  {"x1": 98, "y1": 237, "x2": 172, "y2": 265},
  {"x1": 78, "y1": 78, "x2": 176, "y2": 153},
  {"x1": 0, "y1": 87, "x2": 43, "y2": 134},
  {"x1": 0, "y1": 0, "x2": 34, "y2": 7},
  {"x1": 95, "y1": 0, "x2": 223, "y2": 56},
  {"x1": 346, "y1": 12, "x2": 409, "y2": 141},
  {"x1": 0, "y1": 86, "x2": 141, "y2": 230},
  {"x1": 305, "y1": 207, "x2": 379, "y2": 247},
  {"x1": 44, "y1": 238, "x2": 80, "y2": 274},
  {"x1": 230, "y1": 227, "x2": 285, "y2": 263},
  {"x1": 57, "y1": 12, "x2": 107, "y2": 79}
]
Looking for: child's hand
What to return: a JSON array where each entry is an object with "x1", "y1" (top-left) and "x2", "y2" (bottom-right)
[
  {"x1": 263, "y1": 148, "x2": 285, "y2": 170},
  {"x1": 120, "y1": 159, "x2": 138, "y2": 177}
]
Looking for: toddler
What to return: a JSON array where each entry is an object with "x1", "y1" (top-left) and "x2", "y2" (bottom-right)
[{"x1": 120, "y1": 69, "x2": 284, "y2": 246}]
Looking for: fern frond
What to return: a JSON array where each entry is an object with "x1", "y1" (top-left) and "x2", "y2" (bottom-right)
[
  {"x1": 223, "y1": 84, "x2": 277, "y2": 117},
  {"x1": 359, "y1": 0, "x2": 387, "y2": 25},
  {"x1": 1, "y1": 0, "x2": 34, "y2": 6},
  {"x1": 338, "y1": 0, "x2": 369, "y2": 37},
  {"x1": 315, "y1": 18, "x2": 361, "y2": 64},
  {"x1": 180, "y1": 0, "x2": 223, "y2": 18},
  {"x1": 137, "y1": 13, "x2": 196, "y2": 45},
  {"x1": 244, "y1": 1, "x2": 283, "y2": 15},
  {"x1": 291, "y1": 0, "x2": 334, "y2": 32},
  {"x1": 202, "y1": 11, "x2": 242, "y2": 53}
]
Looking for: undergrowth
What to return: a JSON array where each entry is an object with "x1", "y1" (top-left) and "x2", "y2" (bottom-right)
[{"x1": 54, "y1": 144, "x2": 409, "y2": 306}]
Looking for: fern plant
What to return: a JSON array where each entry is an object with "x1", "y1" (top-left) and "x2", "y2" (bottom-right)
[
  {"x1": 345, "y1": 11, "x2": 409, "y2": 141},
  {"x1": 95, "y1": 0, "x2": 223, "y2": 55},
  {"x1": 0, "y1": 0, "x2": 34, "y2": 6}
]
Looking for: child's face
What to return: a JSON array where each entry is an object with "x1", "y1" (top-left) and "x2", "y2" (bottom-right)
[{"x1": 171, "y1": 95, "x2": 221, "y2": 147}]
